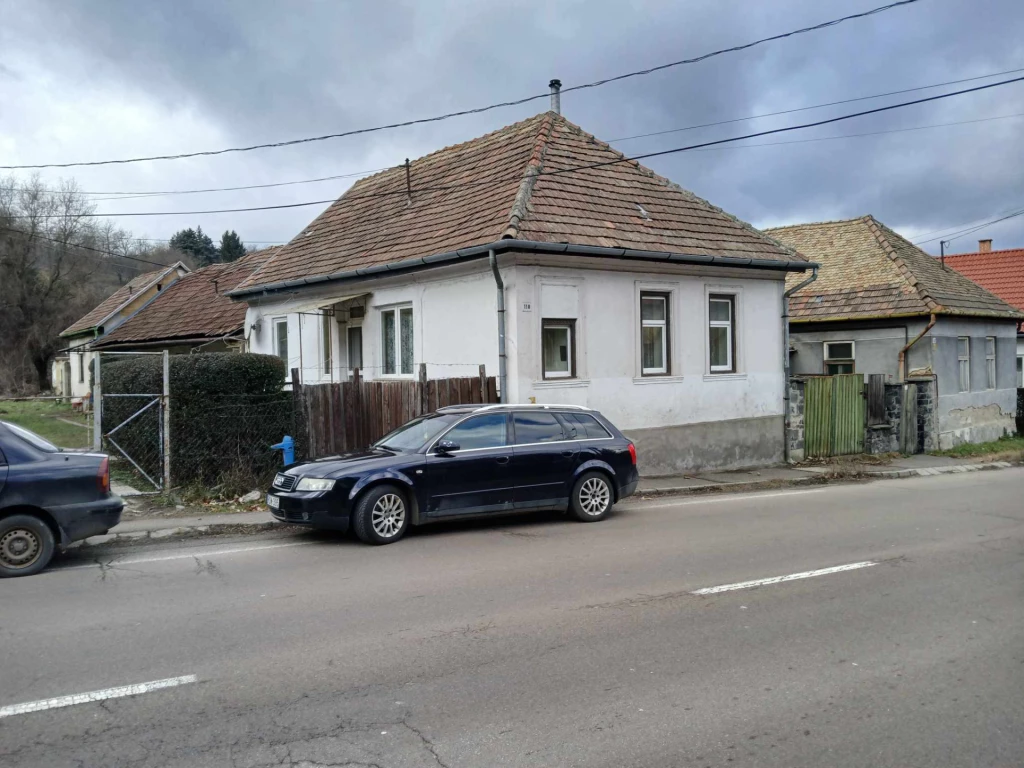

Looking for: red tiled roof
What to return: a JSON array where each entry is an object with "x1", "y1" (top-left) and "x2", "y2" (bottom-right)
[
  {"x1": 943, "y1": 248, "x2": 1024, "y2": 314},
  {"x1": 767, "y1": 216, "x2": 1024, "y2": 322},
  {"x1": 95, "y1": 248, "x2": 279, "y2": 346},
  {"x1": 61, "y1": 266, "x2": 178, "y2": 336},
  {"x1": 236, "y1": 112, "x2": 799, "y2": 292}
]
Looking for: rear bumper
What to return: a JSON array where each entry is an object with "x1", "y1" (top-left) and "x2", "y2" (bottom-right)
[
  {"x1": 267, "y1": 490, "x2": 350, "y2": 532},
  {"x1": 618, "y1": 468, "x2": 640, "y2": 500},
  {"x1": 49, "y1": 496, "x2": 124, "y2": 545}
]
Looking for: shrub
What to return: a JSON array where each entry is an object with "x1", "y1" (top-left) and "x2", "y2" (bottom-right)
[{"x1": 101, "y1": 353, "x2": 295, "y2": 492}]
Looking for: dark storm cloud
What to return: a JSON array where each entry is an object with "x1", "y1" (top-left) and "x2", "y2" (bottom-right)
[{"x1": 5, "y1": 0, "x2": 1024, "y2": 253}]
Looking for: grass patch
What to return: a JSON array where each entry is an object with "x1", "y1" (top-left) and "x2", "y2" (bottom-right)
[
  {"x1": 931, "y1": 434, "x2": 1024, "y2": 459},
  {"x1": 0, "y1": 400, "x2": 92, "y2": 448}
]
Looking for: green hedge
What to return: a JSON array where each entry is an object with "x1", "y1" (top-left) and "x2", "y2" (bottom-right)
[{"x1": 101, "y1": 353, "x2": 295, "y2": 493}]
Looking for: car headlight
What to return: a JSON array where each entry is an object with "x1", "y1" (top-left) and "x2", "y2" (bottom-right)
[{"x1": 295, "y1": 477, "x2": 336, "y2": 492}]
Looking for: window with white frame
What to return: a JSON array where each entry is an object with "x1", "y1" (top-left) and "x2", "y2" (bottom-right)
[
  {"x1": 541, "y1": 319, "x2": 575, "y2": 379},
  {"x1": 321, "y1": 311, "x2": 333, "y2": 375},
  {"x1": 985, "y1": 337, "x2": 996, "y2": 389},
  {"x1": 273, "y1": 318, "x2": 289, "y2": 364},
  {"x1": 640, "y1": 293, "x2": 669, "y2": 375},
  {"x1": 824, "y1": 341, "x2": 855, "y2": 375},
  {"x1": 957, "y1": 336, "x2": 970, "y2": 392},
  {"x1": 381, "y1": 306, "x2": 414, "y2": 375},
  {"x1": 708, "y1": 294, "x2": 736, "y2": 373}
]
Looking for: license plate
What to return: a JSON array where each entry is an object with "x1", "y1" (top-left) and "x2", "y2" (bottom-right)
[{"x1": 267, "y1": 494, "x2": 280, "y2": 509}]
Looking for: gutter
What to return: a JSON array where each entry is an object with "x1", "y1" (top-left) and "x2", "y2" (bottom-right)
[
  {"x1": 898, "y1": 313, "x2": 937, "y2": 382},
  {"x1": 488, "y1": 250, "x2": 507, "y2": 403},
  {"x1": 782, "y1": 267, "x2": 818, "y2": 463},
  {"x1": 227, "y1": 239, "x2": 816, "y2": 300}
]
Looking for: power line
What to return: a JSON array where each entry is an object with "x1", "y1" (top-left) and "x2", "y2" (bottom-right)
[
  {"x1": 913, "y1": 208, "x2": 1024, "y2": 246},
  {"x1": 0, "y1": 0, "x2": 922, "y2": 171},
  {"x1": 607, "y1": 66, "x2": 1024, "y2": 143},
  {"x1": 0, "y1": 225, "x2": 175, "y2": 269},
  {"x1": 910, "y1": 203, "x2": 1024, "y2": 242},
  {"x1": 11, "y1": 63, "x2": 1014, "y2": 203},
  {"x1": 11, "y1": 70, "x2": 1018, "y2": 221}
]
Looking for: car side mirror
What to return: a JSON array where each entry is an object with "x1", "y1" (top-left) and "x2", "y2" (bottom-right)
[{"x1": 435, "y1": 439, "x2": 460, "y2": 455}]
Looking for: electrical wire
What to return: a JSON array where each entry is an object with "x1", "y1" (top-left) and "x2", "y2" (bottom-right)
[
  {"x1": 0, "y1": 0, "x2": 922, "y2": 170},
  {"x1": 913, "y1": 208, "x2": 1024, "y2": 246},
  {"x1": 0, "y1": 224, "x2": 176, "y2": 269},
  {"x1": 9, "y1": 71, "x2": 1022, "y2": 221}
]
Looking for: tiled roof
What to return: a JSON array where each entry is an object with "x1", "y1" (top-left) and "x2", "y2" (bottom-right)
[
  {"x1": 766, "y1": 216, "x2": 1024, "y2": 322},
  {"x1": 96, "y1": 248, "x2": 279, "y2": 346},
  {"x1": 943, "y1": 247, "x2": 1024, "y2": 314},
  {"x1": 61, "y1": 267, "x2": 175, "y2": 336},
  {"x1": 237, "y1": 112, "x2": 799, "y2": 291}
]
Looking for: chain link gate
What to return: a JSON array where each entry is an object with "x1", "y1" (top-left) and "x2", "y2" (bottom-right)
[{"x1": 93, "y1": 351, "x2": 170, "y2": 492}]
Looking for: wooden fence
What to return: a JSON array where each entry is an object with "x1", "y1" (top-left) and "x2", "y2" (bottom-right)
[{"x1": 295, "y1": 364, "x2": 498, "y2": 458}]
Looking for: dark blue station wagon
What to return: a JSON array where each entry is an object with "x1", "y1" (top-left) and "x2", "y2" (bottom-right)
[{"x1": 267, "y1": 404, "x2": 638, "y2": 544}]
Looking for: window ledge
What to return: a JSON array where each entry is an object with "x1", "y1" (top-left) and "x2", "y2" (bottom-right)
[
  {"x1": 703, "y1": 373, "x2": 747, "y2": 382},
  {"x1": 632, "y1": 375, "x2": 684, "y2": 385},
  {"x1": 533, "y1": 379, "x2": 590, "y2": 389}
]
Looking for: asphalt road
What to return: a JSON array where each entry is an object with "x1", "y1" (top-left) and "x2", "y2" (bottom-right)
[{"x1": 2, "y1": 469, "x2": 1023, "y2": 767}]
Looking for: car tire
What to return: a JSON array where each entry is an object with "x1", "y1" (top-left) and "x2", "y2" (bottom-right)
[
  {"x1": 352, "y1": 484, "x2": 410, "y2": 545},
  {"x1": 569, "y1": 471, "x2": 614, "y2": 522},
  {"x1": 0, "y1": 514, "x2": 56, "y2": 578}
]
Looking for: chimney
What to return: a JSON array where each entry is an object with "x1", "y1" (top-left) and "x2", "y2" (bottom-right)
[
  {"x1": 978, "y1": 239, "x2": 992, "y2": 253},
  {"x1": 549, "y1": 79, "x2": 561, "y2": 115}
]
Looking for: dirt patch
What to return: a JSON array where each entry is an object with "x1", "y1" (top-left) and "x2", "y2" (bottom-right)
[{"x1": 121, "y1": 495, "x2": 268, "y2": 520}]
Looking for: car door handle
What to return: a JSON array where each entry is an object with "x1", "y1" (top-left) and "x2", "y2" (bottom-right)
[
  {"x1": 561, "y1": 450, "x2": 575, "y2": 457},
  {"x1": 495, "y1": 456, "x2": 510, "y2": 465}
]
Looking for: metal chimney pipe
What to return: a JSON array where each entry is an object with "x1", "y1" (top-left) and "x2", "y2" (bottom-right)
[{"x1": 549, "y1": 79, "x2": 562, "y2": 115}]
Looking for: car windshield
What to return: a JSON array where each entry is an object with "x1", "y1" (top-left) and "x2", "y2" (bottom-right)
[
  {"x1": 2, "y1": 420, "x2": 60, "y2": 453},
  {"x1": 372, "y1": 412, "x2": 464, "y2": 451}
]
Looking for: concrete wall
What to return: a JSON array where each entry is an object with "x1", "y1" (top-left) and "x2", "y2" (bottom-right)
[{"x1": 243, "y1": 254, "x2": 792, "y2": 473}]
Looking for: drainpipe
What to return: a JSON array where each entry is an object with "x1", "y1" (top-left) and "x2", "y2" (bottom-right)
[
  {"x1": 898, "y1": 313, "x2": 937, "y2": 382},
  {"x1": 782, "y1": 268, "x2": 818, "y2": 462},
  {"x1": 489, "y1": 249, "x2": 507, "y2": 403}
]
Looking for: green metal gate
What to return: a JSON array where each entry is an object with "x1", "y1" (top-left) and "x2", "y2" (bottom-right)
[{"x1": 804, "y1": 374, "x2": 865, "y2": 458}]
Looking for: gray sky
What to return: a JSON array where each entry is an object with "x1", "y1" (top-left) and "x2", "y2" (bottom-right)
[{"x1": 2, "y1": 0, "x2": 1023, "y2": 262}]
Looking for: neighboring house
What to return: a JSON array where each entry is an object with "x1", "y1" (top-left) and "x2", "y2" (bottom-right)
[
  {"x1": 91, "y1": 248, "x2": 279, "y2": 354},
  {"x1": 229, "y1": 109, "x2": 813, "y2": 474},
  {"x1": 943, "y1": 239, "x2": 1024, "y2": 387},
  {"x1": 768, "y1": 216, "x2": 1023, "y2": 449},
  {"x1": 55, "y1": 262, "x2": 191, "y2": 400}
]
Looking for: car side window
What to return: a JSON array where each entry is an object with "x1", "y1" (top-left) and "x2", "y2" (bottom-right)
[
  {"x1": 513, "y1": 412, "x2": 566, "y2": 444},
  {"x1": 441, "y1": 414, "x2": 507, "y2": 451},
  {"x1": 563, "y1": 412, "x2": 612, "y2": 440}
]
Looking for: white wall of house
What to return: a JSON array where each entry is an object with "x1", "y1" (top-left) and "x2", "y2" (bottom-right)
[
  {"x1": 241, "y1": 254, "x2": 792, "y2": 472},
  {"x1": 65, "y1": 336, "x2": 95, "y2": 401}
]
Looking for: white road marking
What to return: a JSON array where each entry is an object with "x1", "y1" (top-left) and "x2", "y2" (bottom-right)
[
  {"x1": 59, "y1": 541, "x2": 314, "y2": 571},
  {"x1": 629, "y1": 488, "x2": 827, "y2": 510},
  {"x1": 0, "y1": 675, "x2": 198, "y2": 718},
  {"x1": 691, "y1": 561, "x2": 878, "y2": 595}
]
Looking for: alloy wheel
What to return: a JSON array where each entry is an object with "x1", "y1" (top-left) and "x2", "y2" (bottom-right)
[
  {"x1": 371, "y1": 493, "x2": 406, "y2": 538},
  {"x1": 579, "y1": 477, "x2": 611, "y2": 516},
  {"x1": 0, "y1": 528, "x2": 42, "y2": 570}
]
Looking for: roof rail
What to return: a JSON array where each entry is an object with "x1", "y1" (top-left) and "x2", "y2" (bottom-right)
[{"x1": 472, "y1": 403, "x2": 593, "y2": 412}]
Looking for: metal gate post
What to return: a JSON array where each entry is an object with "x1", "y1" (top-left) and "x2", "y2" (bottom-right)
[
  {"x1": 162, "y1": 350, "x2": 171, "y2": 489},
  {"x1": 92, "y1": 353, "x2": 103, "y2": 451}
]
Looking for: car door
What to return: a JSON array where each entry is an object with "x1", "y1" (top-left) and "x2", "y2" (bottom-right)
[
  {"x1": 422, "y1": 412, "x2": 514, "y2": 517},
  {"x1": 510, "y1": 411, "x2": 579, "y2": 510}
]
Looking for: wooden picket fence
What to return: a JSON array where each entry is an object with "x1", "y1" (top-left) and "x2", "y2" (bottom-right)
[{"x1": 295, "y1": 364, "x2": 498, "y2": 458}]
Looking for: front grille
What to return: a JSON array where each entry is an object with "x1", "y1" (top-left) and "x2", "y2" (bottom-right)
[{"x1": 273, "y1": 473, "x2": 296, "y2": 491}]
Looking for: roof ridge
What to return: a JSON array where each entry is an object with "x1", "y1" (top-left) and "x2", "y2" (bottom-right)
[
  {"x1": 946, "y1": 246, "x2": 1024, "y2": 257},
  {"x1": 502, "y1": 112, "x2": 555, "y2": 239},
  {"x1": 765, "y1": 216, "x2": 871, "y2": 232},
  {"x1": 863, "y1": 216, "x2": 943, "y2": 313}
]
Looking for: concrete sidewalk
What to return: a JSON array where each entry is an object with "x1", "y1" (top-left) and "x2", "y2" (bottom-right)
[{"x1": 76, "y1": 454, "x2": 1015, "y2": 548}]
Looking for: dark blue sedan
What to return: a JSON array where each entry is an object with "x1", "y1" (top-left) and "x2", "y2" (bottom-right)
[
  {"x1": 267, "y1": 404, "x2": 639, "y2": 544},
  {"x1": 0, "y1": 420, "x2": 123, "y2": 577}
]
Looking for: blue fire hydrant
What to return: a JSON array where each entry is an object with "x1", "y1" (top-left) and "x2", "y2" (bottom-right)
[{"x1": 271, "y1": 435, "x2": 295, "y2": 466}]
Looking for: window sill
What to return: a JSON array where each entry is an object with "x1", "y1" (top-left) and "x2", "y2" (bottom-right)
[
  {"x1": 533, "y1": 379, "x2": 590, "y2": 389},
  {"x1": 703, "y1": 372, "x2": 747, "y2": 381},
  {"x1": 632, "y1": 375, "x2": 684, "y2": 385}
]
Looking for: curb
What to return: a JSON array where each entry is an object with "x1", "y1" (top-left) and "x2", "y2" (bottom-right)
[
  {"x1": 69, "y1": 521, "x2": 283, "y2": 549},
  {"x1": 866, "y1": 460, "x2": 1013, "y2": 479}
]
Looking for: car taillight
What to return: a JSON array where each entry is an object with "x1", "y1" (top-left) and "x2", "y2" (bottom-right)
[
  {"x1": 97, "y1": 457, "x2": 110, "y2": 494},
  {"x1": 628, "y1": 442, "x2": 637, "y2": 465}
]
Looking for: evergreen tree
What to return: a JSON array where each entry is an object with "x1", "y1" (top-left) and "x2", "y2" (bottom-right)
[
  {"x1": 169, "y1": 225, "x2": 218, "y2": 266},
  {"x1": 219, "y1": 230, "x2": 246, "y2": 262}
]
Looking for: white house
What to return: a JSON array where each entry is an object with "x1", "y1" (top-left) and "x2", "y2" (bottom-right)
[
  {"x1": 230, "y1": 108, "x2": 812, "y2": 474},
  {"x1": 56, "y1": 262, "x2": 190, "y2": 400}
]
